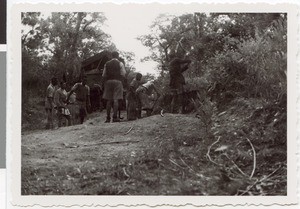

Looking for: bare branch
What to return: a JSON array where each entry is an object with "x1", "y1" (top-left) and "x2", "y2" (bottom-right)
[
  {"x1": 246, "y1": 137, "x2": 257, "y2": 179},
  {"x1": 82, "y1": 19, "x2": 95, "y2": 32},
  {"x1": 169, "y1": 158, "x2": 184, "y2": 169},
  {"x1": 122, "y1": 167, "x2": 130, "y2": 178},
  {"x1": 125, "y1": 127, "x2": 133, "y2": 135},
  {"x1": 239, "y1": 166, "x2": 282, "y2": 196},
  {"x1": 180, "y1": 157, "x2": 196, "y2": 173},
  {"x1": 223, "y1": 153, "x2": 248, "y2": 177},
  {"x1": 206, "y1": 136, "x2": 222, "y2": 166}
]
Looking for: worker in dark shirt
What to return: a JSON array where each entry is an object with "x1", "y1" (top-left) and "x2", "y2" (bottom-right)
[
  {"x1": 67, "y1": 76, "x2": 91, "y2": 124},
  {"x1": 169, "y1": 55, "x2": 192, "y2": 114},
  {"x1": 102, "y1": 51, "x2": 126, "y2": 123}
]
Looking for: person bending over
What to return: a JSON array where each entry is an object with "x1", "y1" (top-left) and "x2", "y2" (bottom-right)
[{"x1": 136, "y1": 80, "x2": 160, "y2": 117}]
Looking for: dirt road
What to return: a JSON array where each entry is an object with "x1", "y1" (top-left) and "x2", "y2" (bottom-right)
[{"x1": 22, "y1": 112, "x2": 219, "y2": 195}]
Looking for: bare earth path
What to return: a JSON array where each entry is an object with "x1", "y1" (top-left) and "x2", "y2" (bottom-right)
[{"x1": 22, "y1": 112, "x2": 220, "y2": 195}]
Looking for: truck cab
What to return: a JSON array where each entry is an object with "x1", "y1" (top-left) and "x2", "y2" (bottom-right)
[{"x1": 81, "y1": 50, "x2": 126, "y2": 112}]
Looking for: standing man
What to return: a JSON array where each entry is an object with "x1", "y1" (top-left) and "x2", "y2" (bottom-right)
[
  {"x1": 54, "y1": 81, "x2": 71, "y2": 127},
  {"x1": 169, "y1": 54, "x2": 192, "y2": 114},
  {"x1": 45, "y1": 77, "x2": 58, "y2": 129},
  {"x1": 102, "y1": 51, "x2": 126, "y2": 123},
  {"x1": 67, "y1": 76, "x2": 91, "y2": 124},
  {"x1": 126, "y1": 73, "x2": 142, "y2": 120},
  {"x1": 67, "y1": 91, "x2": 78, "y2": 125},
  {"x1": 130, "y1": 73, "x2": 143, "y2": 91}
]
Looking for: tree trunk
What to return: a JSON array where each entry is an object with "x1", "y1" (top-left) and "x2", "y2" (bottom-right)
[{"x1": 67, "y1": 12, "x2": 84, "y2": 82}]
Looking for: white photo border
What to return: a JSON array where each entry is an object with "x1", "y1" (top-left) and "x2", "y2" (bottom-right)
[{"x1": 8, "y1": 2, "x2": 298, "y2": 207}]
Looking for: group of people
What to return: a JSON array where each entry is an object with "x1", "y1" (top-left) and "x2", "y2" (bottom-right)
[
  {"x1": 102, "y1": 51, "x2": 162, "y2": 122},
  {"x1": 101, "y1": 51, "x2": 192, "y2": 122},
  {"x1": 45, "y1": 50, "x2": 192, "y2": 128},
  {"x1": 45, "y1": 76, "x2": 90, "y2": 129}
]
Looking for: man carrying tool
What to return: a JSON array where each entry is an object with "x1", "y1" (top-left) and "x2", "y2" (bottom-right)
[
  {"x1": 136, "y1": 80, "x2": 160, "y2": 117},
  {"x1": 169, "y1": 54, "x2": 192, "y2": 114}
]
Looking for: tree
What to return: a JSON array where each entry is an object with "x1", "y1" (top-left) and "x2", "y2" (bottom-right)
[
  {"x1": 41, "y1": 12, "x2": 116, "y2": 82},
  {"x1": 22, "y1": 12, "x2": 47, "y2": 98},
  {"x1": 139, "y1": 13, "x2": 286, "y2": 102},
  {"x1": 21, "y1": 12, "x2": 116, "y2": 93}
]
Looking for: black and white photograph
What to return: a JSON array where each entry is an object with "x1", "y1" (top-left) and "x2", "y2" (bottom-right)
[{"x1": 8, "y1": 2, "x2": 298, "y2": 207}]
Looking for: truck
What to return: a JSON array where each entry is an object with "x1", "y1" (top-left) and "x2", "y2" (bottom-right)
[{"x1": 81, "y1": 50, "x2": 126, "y2": 112}]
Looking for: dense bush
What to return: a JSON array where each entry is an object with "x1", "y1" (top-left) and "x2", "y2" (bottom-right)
[{"x1": 140, "y1": 14, "x2": 286, "y2": 112}]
